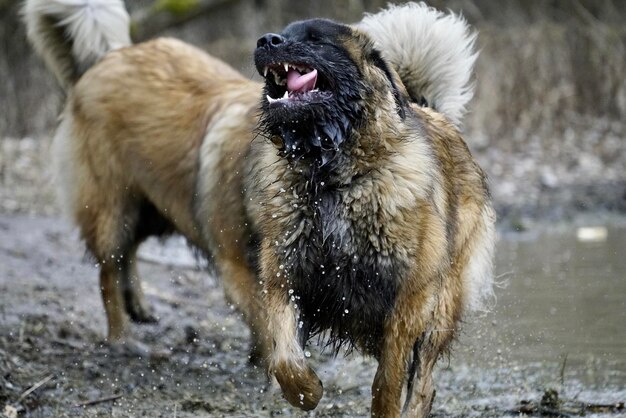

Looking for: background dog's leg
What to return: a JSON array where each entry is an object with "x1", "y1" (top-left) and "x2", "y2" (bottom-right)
[
  {"x1": 78, "y1": 202, "x2": 134, "y2": 345},
  {"x1": 217, "y1": 255, "x2": 271, "y2": 365},
  {"x1": 77, "y1": 188, "x2": 154, "y2": 355},
  {"x1": 122, "y1": 244, "x2": 157, "y2": 324},
  {"x1": 99, "y1": 262, "x2": 131, "y2": 342}
]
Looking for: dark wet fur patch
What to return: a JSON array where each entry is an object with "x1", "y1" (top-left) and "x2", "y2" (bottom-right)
[{"x1": 280, "y1": 185, "x2": 403, "y2": 357}]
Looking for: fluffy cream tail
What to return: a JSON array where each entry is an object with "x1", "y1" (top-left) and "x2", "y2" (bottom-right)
[
  {"x1": 359, "y1": 2, "x2": 478, "y2": 127},
  {"x1": 23, "y1": 0, "x2": 131, "y2": 89}
]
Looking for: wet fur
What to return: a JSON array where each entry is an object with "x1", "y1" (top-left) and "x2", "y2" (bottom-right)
[
  {"x1": 248, "y1": 17, "x2": 494, "y2": 417},
  {"x1": 26, "y1": 1, "x2": 494, "y2": 417}
]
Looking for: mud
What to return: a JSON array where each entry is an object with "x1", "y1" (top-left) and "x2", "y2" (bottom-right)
[{"x1": 1, "y1": 214, "x2": 625, "y2": 417}]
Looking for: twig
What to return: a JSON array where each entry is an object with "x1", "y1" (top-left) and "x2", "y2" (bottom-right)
[
  {"x1": 73, "y1": 394, "x2": 123, "y2": 408},
  {"x1": 17, "y1": 374, "x2": 54, "y2": 403},
  {"x1": 559, "y1": 353, "x2": 568, "y2": 387},
  {"x1": 131, "y1": 0, "x2": 236, "y2": 41}
]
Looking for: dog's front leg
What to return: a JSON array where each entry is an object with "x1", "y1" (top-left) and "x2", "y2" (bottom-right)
[
  {"x1": 371, "y1": 281, "x2": 438, "y2": 418},
  {"x1": 260, "y1": 243, "x2": 323, "y2": 411},
  {"x1": 267, "y1": 290, "x2": 323, "y2": 410}
]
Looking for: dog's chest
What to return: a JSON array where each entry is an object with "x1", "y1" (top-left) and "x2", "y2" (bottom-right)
[{"x1": 278, "y1": 186, "x2": 406, "y2": 354}]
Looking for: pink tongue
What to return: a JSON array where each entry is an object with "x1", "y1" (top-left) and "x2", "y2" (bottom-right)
[{"x1": 287, "y1": 69, "x2": 317, "y2": 93}]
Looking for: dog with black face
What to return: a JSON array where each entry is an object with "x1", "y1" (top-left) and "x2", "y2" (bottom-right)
[
  {"x1": 248, "y1": 10, "x2": 495, "y2": 417},
  {"x1": 25, "y1": 1, "x2": 494, "y2": 416}
]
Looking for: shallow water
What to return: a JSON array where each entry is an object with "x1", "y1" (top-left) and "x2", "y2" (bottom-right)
[
  {"x1": 465, "y1": 224, "x2": 626, "y2": 379},
  {"x1": 437, "y1": 223, "x2": 626, "y2": 416}
]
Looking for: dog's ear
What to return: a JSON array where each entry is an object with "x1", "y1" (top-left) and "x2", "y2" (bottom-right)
[{"x1": 367, "y1": 48, "x2": 407, "y2": 119}]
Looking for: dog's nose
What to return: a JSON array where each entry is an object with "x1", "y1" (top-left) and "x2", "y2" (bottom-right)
[{"x1": 257, "y1": 33, "x2": 285, "y2": 49}]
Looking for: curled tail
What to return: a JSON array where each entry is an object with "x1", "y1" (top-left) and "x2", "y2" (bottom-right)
[
  {"x1": 358, "y1": 2, "x2": 478, "y2": 127},
  {"x1": 23, "y1": 0, "x2": 131, "y2": 89}
]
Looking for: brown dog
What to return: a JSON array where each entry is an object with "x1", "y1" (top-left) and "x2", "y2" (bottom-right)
[{"x1": 25, "y1": 1, "x2": 495, "y2": 416}]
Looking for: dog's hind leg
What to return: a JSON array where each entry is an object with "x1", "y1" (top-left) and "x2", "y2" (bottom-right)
[
  {"x1": 78, "y1": 203, "x2": 135, "y2": 343},
  {"x1": 76, "y1": 187, "x2": 156, "y2": 350},
  {"x1": 121, "y1": 244, "x2": 157, "y2": 324},
  {"x1": 122, "y1": 199, "x2": 175, "y2": 324}
]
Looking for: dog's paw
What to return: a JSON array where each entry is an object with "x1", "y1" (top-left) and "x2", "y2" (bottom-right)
[
  {"x1": 125, "y1": 296, "x2": 158, "y2": 324},
  {"x1": 105, "y1": 337, "x2": 170, "y2": 361},
  {"x1": 273, "y1": 361, "x2": 323, "y2": 411}
]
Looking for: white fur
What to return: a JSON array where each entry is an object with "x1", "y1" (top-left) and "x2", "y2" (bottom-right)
[
  {"x1": 50, "y1": 110, "x2": 78, "y2": 220},
  {"x1": 358, "y1": 2, "x2": 478, "y2": 127},
  {"x1": 23, "y1": 0, "x2": 131, "y2": 88},
  {"x1": 464, "y1": 206, "x2": 496, "y2": 312}
]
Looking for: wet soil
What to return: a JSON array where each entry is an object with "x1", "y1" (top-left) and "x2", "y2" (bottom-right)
[{"x1": 1, "y1": 215, "x2": 625, "y2": 418}]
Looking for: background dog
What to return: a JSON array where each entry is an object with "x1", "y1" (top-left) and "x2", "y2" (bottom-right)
[{"x1": 24, "y1": 1, "x2": 494, "y2": 416}]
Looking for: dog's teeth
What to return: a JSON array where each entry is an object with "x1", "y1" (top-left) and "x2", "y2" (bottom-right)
[
  {"x1": 263, "y1": 67, "x2": 268, "y2": 77},
  {"x1": 267, "y1": 95, "x2": 277, "y2": 103},
  {"x1": 283, "y1": 91, "x2": 289, "y2": 99},
  {"x1": 284, "y1": 63, "x2": 289, "y2": 73}
]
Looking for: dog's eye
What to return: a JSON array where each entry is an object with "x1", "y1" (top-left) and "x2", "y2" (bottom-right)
[{"x1": 306, "y1": 30, "x2": 321, "y2": 42}]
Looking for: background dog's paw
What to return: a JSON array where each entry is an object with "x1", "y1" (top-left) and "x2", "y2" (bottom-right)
[
  {"x1": 273, "y1": 361, "x2": 324, "y2": 411},
  {"x1": 126, "y1": 303, "x2": 158, "y2": 324},
  {"x1": 124, "y1": 292, "x2": 159, "y2": 324}
]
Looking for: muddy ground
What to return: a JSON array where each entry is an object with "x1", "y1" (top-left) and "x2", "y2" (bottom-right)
[
  {"x1": 2, "y1": 214, "x2": 625, "y2": 418},
  {"x1": 1, "y1": 138, "x2": 625, "y2": 417}
]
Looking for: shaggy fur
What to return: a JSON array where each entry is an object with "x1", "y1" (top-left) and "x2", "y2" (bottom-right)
[
  {"x1": 23, "y1": 0, "x2": 131, "y2": 88},
  {"x1": 358, "y1": 3, "x2": 478, "y2": 127},
  {"x1": 24, "y1": 1, "x2": 495, "y2": 417}
]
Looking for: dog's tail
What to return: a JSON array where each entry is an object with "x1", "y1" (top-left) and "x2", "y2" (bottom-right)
[
  {"x1": 359, "y1": 2, "x2": 478, "y2": 127},
  {"x1": 23, "y1": 0, "x2": 131, "y2": 89}
]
